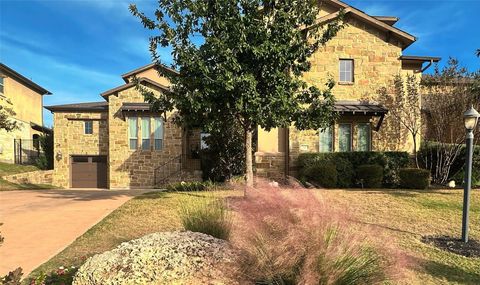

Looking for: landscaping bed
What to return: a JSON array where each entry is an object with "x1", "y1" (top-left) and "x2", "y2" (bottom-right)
[{"x1": 27, "y1": 187, "x2": 480, "y2": 284}]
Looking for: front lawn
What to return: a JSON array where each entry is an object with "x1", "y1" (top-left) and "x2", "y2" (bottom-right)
[
  {"x1": 28, "y1": 189, "x2": 480, "y2": 284},
  {"x1": 0, "y1": 162, "x2": 56, "y2": 190}
]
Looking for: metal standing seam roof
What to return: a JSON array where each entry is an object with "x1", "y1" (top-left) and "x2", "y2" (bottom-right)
[
  {"x1": 334, "y1": 100, "x2": 388, "y2": 115},
  {"x1": 44, "y1": 102, "x2": 108, "y2": 112},
  {"x1": 120, "y1": 102, "x2": 155, "y2": 112}
]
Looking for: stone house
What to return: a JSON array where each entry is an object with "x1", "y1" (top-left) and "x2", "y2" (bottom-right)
[
  {"x1": 0, "y1": 63, "x2": 52, "y2": 164},
  {"x1": 46, "y1": 0, "x2": 439, "y2": 188}
]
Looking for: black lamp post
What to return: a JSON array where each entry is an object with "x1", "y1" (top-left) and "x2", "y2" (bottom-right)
[{"x1": 461, "y1": 105, "x2": 479, "y2": 243}]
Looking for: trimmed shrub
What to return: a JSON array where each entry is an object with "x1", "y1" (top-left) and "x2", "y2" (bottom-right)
[
  {"x1": 298, "y1": 152, "x2": 409, "y2": 188},
  {"x1": 178, "y1": 196, "x2": 232, "y2": 240},
  {"x1": 399, "y1": 168, "x2": 431, "y2": 189},
  {"x1": 356, "y1": 164, "x2": 383, "y2": 188},
  {"x1": 302, "y1": 161, "x2": 338, "y2": 188}
]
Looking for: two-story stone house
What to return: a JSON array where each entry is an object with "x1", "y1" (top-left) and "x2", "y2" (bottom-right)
[
  {"x1": 0, "y1": 63, "x2": 52, "y2": 164},
  {"x1": 45, "y1": 0, "x2": 439, "y2": 189}
]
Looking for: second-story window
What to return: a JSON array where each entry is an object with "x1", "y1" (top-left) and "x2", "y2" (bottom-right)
[
  {"x1": 0, "y1": 77, "x2": 4, "y2": 95},
  {"x1": 84, "y1": 121, "x2": 93, "y2": 134},
  {"x1": 339, "y1": 59, "x2": 354, "y2": 83},
  {"x1": 141, "y1": 117, "x2": 151, "y2": 150}
]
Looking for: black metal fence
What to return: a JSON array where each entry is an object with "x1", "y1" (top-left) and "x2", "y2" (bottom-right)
[{"x1": 14, "y1": 139, "x2": 42, "y2": 165}]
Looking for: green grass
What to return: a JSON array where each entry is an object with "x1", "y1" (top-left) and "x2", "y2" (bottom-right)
[
  {"x1": 0, "y1": 162, "x2": 56, "y2": 190},
  {"x1": 28, "y1": 189, "x2": 480, "y2": 284}
]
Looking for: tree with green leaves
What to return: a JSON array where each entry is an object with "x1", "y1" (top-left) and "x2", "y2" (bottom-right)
[
  {"x1": 130, "y1": 0, "x2": 343, "y2": 186},
  {"x1": 0, "y1": 97, "x2": 18, "y2": 132}
]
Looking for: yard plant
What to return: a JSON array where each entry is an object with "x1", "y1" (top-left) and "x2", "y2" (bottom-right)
[{"x1": 130, "y1": 0, "x2": 345, "y2": 186}]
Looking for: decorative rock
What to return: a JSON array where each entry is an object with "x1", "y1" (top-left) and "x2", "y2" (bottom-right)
[{"x1": 73, "y1": 231, "x2": 240, "y2": 285}]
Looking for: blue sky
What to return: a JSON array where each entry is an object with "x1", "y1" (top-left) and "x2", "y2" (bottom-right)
[{"x1": 0, "y1": 0, "x2": 479, "y2": 127}]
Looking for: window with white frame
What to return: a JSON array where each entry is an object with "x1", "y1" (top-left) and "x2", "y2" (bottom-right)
[
  {"x1": 319, "y1": 126, "x2": 333, "y2": 152},
  {"x1": 338, "y1": 123, "x2": 352, "y2": 152},
  {"x1": 154, "y1": 117, "x2": 164, "y2": 150},
  {"x1": 339, "y1": 59, "x2": 354, "y2": 83},
  {"x1": 141, "y1": 117, "x2": 151, "y2": 150},
  {"x1": 128, "y1": 117, "x2": 138, "y2": 150},
  {"x1": 357, "y1": 123, "x2": 371, "y2": 151},
  {"x1": 84, "y1": 121, "x2": 93, "y2": 134}
]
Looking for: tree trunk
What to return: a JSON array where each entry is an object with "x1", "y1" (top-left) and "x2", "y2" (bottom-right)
[
  {"x1": 413, "y1": 134, "x2": 419, "y2": 168},
  {"x1": 245, "y1": 129, "x2": 254, "y2": 188}
]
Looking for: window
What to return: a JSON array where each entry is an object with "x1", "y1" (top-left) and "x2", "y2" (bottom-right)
[
  {"x1": 154, "y1": 117, "x2": 164, "y2": 150},
  {"x1": 0, "y1": 77, "x2": 4, "y2": 95},
  {"x1": 128, "y1": 117, "x2": 138, "y2": 150},
  {"x1": 141, "y1": 117, "x2": 151, "y2": 150},
  {"x1": 339, "y1": 59, "x2": 354, "y2": 83},
  {"x1": 319, "y1": 126, "x2": 333, "y2": 152},
  {"x1": 84, "y1": 121, "x2": 93, "y2": 134},
  {"x1": 338, "y1": 124, "x2": 352, "y2": 152},
  {"x1": 357, "y1": 123, "x2": 371, "y2": 151}
]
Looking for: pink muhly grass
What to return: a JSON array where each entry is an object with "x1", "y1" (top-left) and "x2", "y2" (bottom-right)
[{"x1": 228, "y1": 178, "x2": 406, "y2": 285}]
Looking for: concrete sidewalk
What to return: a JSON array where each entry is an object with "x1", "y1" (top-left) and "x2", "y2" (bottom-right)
[{"x1": 0, "y1": 189, "x2": 149, "y2": 276}]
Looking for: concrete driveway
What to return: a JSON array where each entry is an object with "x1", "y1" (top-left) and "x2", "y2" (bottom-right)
[{"x1": 0, "y1": 189, "x2": 149, "y2": 276}]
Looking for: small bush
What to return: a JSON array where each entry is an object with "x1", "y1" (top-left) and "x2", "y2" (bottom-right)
[
  {"x1": 178, "y1": 195, "x2": 232, "y2": 240},
  {"x1": 356, "y1": 164, "x2": 383, "y2": 188},
  {"x1": 231, "y1": 180, "x2": 401, "y2": 284},
  {"x1": 166, "y1": 181, "x2": 214, "y2": 192},
  {"x1": 302, "y1": 161, "x2": 337, "y2": 188},
  {"x1": 399, "y1": 168, "x2": 431, "y2": 189},
  {"x1": 28, "y1": 266, "x2": 78, "y2": 285}
]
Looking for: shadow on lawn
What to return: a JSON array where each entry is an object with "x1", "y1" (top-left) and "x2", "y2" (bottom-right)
[{"x1": 420, "y1": 258, "x2": 480, "y2": 285}]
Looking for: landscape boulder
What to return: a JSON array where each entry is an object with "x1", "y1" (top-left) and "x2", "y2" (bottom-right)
[{"x1": 73, "y1": 231, "x2": 239, "y2": 285}]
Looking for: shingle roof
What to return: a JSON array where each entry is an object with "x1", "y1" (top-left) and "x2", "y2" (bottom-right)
[
  {"x1": 44, "y1": 101, "x2": 108, "y2": 112},
  {"x1": 0, "y1": 63, "x2": 52, "y2": 95},
  {"x1": 121, "y1": 63, "x2": 179, "y2": 83},
  {"x1": 100, "y1": 77, "x2": 171, "y2": 99},
  {"x1": 334, "y1": 100, "x2": 388, "y2": 115}
]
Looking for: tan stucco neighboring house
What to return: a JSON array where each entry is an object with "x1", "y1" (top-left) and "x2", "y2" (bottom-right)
[
  {"x1": 46, "y1": 0, "x2": 439, "y2": 189},
  {"x1": 0, "y1": 63, "x2": 52, "y2": 163}
]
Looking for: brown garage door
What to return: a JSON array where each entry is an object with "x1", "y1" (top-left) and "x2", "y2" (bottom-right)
[{"x1": 71, "y1": 156, "x2": 107, "y2": 188}]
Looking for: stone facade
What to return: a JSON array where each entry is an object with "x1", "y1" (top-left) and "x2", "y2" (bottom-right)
[
  {"x1": 3, "y1": 170, "x2": 54, "y2": 185},
  {"x1": 256, "y1": 5, "x2": 427, "y2": 179},
  {"x1": 52, "y1": 112, "x2": 109, "y2": 188},
  {"x1": 108, "y1": 87, "x2": 183, "y2": 189}
]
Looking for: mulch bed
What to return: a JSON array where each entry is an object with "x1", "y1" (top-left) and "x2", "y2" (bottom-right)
[{"x1": 421, "y1": 235, "x2": 480, "y2": 258}]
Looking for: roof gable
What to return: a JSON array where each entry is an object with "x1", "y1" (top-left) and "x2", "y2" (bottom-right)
[
  {"x1": 0, "y1": 63, "x2": 51, "y2": 95},
  {"x1": 314, "y1": 0, "x2": 416, "y2": 49},
  {"x1": 101, "y1": 77, "x2": 171, "y2": 100},
  {"x1": 121, "y1": 63, "x2": 178, "y2": 83}
]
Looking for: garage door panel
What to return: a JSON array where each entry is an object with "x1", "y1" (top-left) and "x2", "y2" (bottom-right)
[{"x1": 71, "y1": 156, "x2": 107, "y2": 188}]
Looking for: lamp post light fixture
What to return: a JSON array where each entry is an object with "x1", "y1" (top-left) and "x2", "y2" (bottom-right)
[{"x1": 461, "y1": 105, "x2": 479, "y2": 243}]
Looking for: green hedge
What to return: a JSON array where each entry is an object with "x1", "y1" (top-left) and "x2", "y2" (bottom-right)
[
  {"x1": 357, "y1": 164, "x2": 383, "y2": 188},
  {"x1": 399, "y1": 168, "x2": 431, "y2": 189},
  {"x1": 303, "y1": 161, "x2": 338, "y2": 188},
  {"x1": 298, "y1": 152, "x2": 410, "y2": 188}
]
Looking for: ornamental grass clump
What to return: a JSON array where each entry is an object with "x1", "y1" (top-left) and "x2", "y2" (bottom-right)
[
  {"x1": 229, "y1": 179, "x2": 403, "y2": 284},
  {"x1": 178, "y1": 194, "x2": 232, "y2": 240}
]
